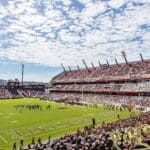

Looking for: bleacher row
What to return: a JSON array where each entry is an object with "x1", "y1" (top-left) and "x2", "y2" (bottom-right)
[
  {"x1": 48, "y1": 61, "x2": 150, "y2": 113},
  {"x1": 0, "y1": 87, "x2": 44, "y2": 99},
  {"x1": 52, "y1": 61, "x2": 150, "y2": 83},
  {"x1": 51, "y1": 82, "x2": 150, "y2": 92},
  {"x1": 0, "y1": 60, "x2": 149, "y2": 150},
  {"x1": 48, "y1": 93, "x2": 150, "y2": 111}
]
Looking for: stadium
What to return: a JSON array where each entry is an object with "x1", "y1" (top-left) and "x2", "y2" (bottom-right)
[
  {"x1": 0, "y1": 0, "x2": 150, "y2": 150},
  {"x1": 0, "y1": 54, "x2": 150, "y2": 150}
]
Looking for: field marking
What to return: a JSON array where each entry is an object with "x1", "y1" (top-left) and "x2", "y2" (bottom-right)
[
  {"x1": 8, "y1": 113, "x2": 16, "y2": 115},
  {"x1": 11, "y1": 130, "x2": 20, "y2": 138},
  {"x1": 0, "y1": 111, "x2": 128, "y2": 135},
  {"x1": 0, "y1": 135, "x2": 8, "y2": 144},
  {"x1": 8, "y1": 115, "x2": 120, "y2": 145},
  {"x1": 4, "y1": 116, "x2": 10, "y2": 118},
  {"x1": 11, "y1": 120, "x2": 18, "y2": 123},
  {"x1": 1, "y1": 111, "x2": 123, "y2": 137},
  {"x1": 7, "y1": 113, "x2": 131, "y2": 145},
  {"x1": 0, "y1": 99, "x2": 133, "y2": 148},
  {"x1": 14, "y1": 130, "x2": 22, "y2": 136}
]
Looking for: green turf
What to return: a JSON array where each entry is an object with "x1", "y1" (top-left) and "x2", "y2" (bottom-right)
[{"x1": 0, "y1": 98, "x2": 139, "y2": 149}]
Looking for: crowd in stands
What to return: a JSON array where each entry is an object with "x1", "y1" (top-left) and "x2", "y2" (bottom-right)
[
  {"x1": 0, "y1": 87, "x2": 45, "y2": 99},
  {"x1": 0, "y1": 79, "x2": 46, "y2": 99},
  {"x1": 48, "y1": 93, "x2": 150, "y2": 111},
  {"x1": 19, "y1": 111, "x2": 150, "y2": 150},
  {"x1": 42, "y1": 61, "x2": 150, "y2": 149},
  {"x1": 1, "y1": 60, "x2": 150, "y2": 149},
  {"x1": 51, "y1": 82, "x2": 150, "y2": 92},
  {"x1": 48, "y1": 61, "x2": 150, "y2": 112},
  {"x1": 0, "y1": 87, "x2": 11, "y2": 99},
  {"x1": 52, "y1": 61, "x2": 150, "y2": 83}
]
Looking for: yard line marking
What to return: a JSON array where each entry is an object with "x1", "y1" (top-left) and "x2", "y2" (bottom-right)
[
  {"x1": 9, "y1": 114, "x2": 126, "y2": 144},
  {"x1": 11, "y1": 120, "x2": 18, "y2": 123},
  {"x1": 11, "y1": 130, "x2": 19, "y2": 138},
  {"x1": 0, "y1": 135, "x2": 8, "y2": 144}
]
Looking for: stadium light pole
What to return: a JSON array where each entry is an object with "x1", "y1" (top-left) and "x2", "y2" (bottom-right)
[
  {"x1": 61, "y1": 63, "x2": 67, "y2": 75},
  {"x1": 106, "y1": 59, "x2": 109, "y2": 66},
  {"x1": 77, "y1": 65, "x2": 80, "y2": 70},
  {"x1": 98, "y1": 61, "x2": 102, "y2": 67},
  {"x1": 68, "y1": 66, "x2": 72, "y2": 72},
  {"x1": 91, "y1": 62, "x2": 95, "y2": 69},
  {"x1": 21, "y1": 64, "x2": 24, "y2": 86},
  {"x1": 82, "y1": 59, "x2": 90, "y2": 72},
  {"x1": 121, "y1": 51, "x2": 128, "y2": 64},
  {"x1": 115, "y1": 58, "x2": 119, "y2": 65},
  {"x1": 139, "y1": 53, "x2": 144, "y2": 62}
]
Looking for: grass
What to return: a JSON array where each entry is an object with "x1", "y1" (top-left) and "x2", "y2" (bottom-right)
[{"x1": 0, "y1": 98, "x2": 139, "y2": 150}]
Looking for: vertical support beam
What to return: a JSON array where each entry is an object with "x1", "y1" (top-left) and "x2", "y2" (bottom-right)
[
  {"x1": 106, "y1": 59, "x2": 109, "y2": 66},
  {"x1": 61, "y1": 63, "x2": 67, "y2": 75},
  {"x1": 77, "y1": 65, "x2": 80, "y2": 70},
  {"x1": 139, "y1": 53, "x2": 144, "y2": 62},
  {"x1": 68, "y1": 66, "x2": 72, "y2": 72},
  {"x1": 82, "y1": 59, "x2": 90, "y2": 72},
  {"x1": 21, "y1": 64, "x2": 24, "y2": 86},
  {"x1": 121, "y1": 51, "x2": 128, "y2": 64},
  {"x1": 98, "y1": 61, "x2": 102, "y2": 67},
  {"x1": 91, "y1": 62, "x2": 95, "y2": 69},
  {"x1": 115, "y1": 58, "x2": 119, "y2": 65}
]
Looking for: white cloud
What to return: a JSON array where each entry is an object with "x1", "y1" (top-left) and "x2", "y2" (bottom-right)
[
  {"x1": 107, "y1": 0, "x2": 129, "y2": 9},
  {"x1": 62, "y1": 0, "x2": 71, "y2": 5},
  {"x1": 80, "y1": 1, "x2": 106, "y2": 22},
  {"x1": 0, "y1": 0, "x2": 149, "y2": 67}
]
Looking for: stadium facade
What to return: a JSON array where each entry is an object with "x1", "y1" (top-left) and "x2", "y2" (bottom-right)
[
  {"x1": 0, "y1": 59, "x2": 150, "y2": 110},
  {"x1": 48, "y1": 60, "x2": 150, "y2": 111}
]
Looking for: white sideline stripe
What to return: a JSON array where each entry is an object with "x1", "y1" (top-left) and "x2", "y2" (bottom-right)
[{"x1": 0, "y1": 135, "x2": 8, "y2": 144}]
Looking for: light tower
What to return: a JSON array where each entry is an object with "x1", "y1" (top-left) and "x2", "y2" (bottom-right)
[
  {"x1": 98, "y1": 61, "x2": 102, "y2": 67},
  {"x1": 77, "y1": 65, "x2": 80, "y2": 70},
  {"x1": 68, "y1": 66, "x2": 72, "y2": 72},
  {"x1": 121, "y1": 51, "x2": 128, "y2": 64},
  {"x1": 106, "y1": 59, "x2": 109, "y2": 66},
  {"x1": 91, "y1": 62, "x2": 95, "y2": 69},
  {"x1": 115, "y1": 58, "x2": 119, "y2": 65},
  {"x1": 61, "y1": 63, "x2": 67, "y2": 75},
  {"x1": 82, "y1": 59, "x2": 90, "y2": 72},
  {"x1": 139, "y1": 53, "x2": 144, "y2": 62},
  {"x1": 21, "y1": 64, "x2": 24, "y2": 85}
]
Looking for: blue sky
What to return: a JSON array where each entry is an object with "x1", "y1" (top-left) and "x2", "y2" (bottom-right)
[
  {"x1": 0, "y1": 0, "x2": 150, "y2": 81},
  {"x1": 0, "y1": 59, "x2": 62, "y2": 82}
]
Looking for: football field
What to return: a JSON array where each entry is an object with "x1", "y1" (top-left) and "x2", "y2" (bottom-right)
[{"x1": 0, "y1": 98, "x2": 138, "y2": 149}]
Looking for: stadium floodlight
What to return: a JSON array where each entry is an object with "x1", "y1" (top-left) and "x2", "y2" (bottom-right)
[
  {"x1": 121, "y1": 51, "x2": 128, "y2": 64},
  {"x1": 115, "y1": 58, "x2": 119, "y2": 65},
  {"x1": 91, "y1": 62, "x2": 95, "y2": 69},
  {"x1": 21, "y1": 64, "x2": 24, "y2": 85},
  {"x1": 82, "y1": 59, "x2": 90, "y2": 72},
  {"x1": 98, "y1": 61, "x2": 102, "y2": 67},
  {"x1": 68, "y1": 66, "x2": 72, "y2": 72},
  {"x1": 106, "y1": 60, "x2": 109, "y2": 66},
  {"x1": 61, "y1": 63, "x2": 67, "y2": 75},
  {"x1": 77, "y1": 65, "x2": 80, "y2": 70},
  {"x1": 139, "y1": 53, "x2": 144, "y2": 62}
]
